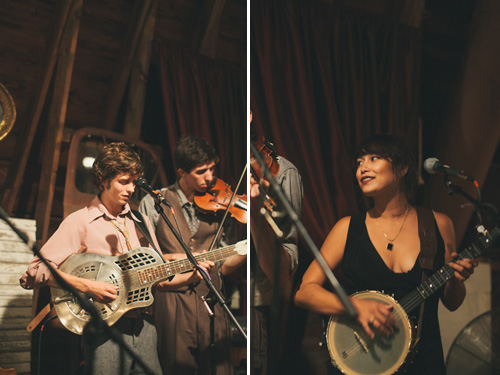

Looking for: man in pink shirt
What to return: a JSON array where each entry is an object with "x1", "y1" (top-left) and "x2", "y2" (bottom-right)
[{"x1": 20, "y1": 142, "x2": 213, "y2": 375}]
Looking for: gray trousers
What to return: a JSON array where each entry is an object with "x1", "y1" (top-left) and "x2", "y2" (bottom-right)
[
  {"x1": 250, "y1": 306, "x2": 269, "y2": 375},
  {"x1": 83, "y1": 314, "x2": 162, "y2": 375}
]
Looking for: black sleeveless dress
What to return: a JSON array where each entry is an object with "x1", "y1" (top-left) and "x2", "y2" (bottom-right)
[{"x1": 330, "y1": 211, "x2": 447, "y2": 375}]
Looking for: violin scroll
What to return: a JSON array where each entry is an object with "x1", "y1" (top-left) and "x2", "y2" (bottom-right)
[
  {"x1": 250, "y1": 136, "x2": 280, "y2": 181},
  {"x1": 250, "y1": 136, "x2": 280, "y2": 213}
]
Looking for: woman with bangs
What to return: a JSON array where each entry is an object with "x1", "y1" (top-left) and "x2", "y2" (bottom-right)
[{"x1": 295, "y1": 134, "x2": 478, "y2": 374}]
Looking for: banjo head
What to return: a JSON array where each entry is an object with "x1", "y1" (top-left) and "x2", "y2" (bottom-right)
[{"x1": 326, "y1": 290, "x2": 413, "y2": 375}]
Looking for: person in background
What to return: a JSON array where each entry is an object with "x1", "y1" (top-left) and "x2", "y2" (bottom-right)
[{"x1": 250, "y1": 110, "x2": 304, "y2": 375}]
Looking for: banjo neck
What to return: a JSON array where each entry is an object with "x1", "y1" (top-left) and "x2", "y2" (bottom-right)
[{"x1": 400, "y1": 227, "x2": 499, "y2": 314}]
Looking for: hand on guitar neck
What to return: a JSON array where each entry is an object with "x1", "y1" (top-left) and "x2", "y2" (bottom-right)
[{"x1": 155, "y1": 259, "x2": 215, "y2": 291}]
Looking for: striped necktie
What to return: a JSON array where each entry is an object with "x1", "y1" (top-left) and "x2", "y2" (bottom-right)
[
  {"x1": 110, "y1": 216, "x2": 133, "y2": 250},
  {"x1": 184, "y1": 203, "x2": 200, "y2": 235}
]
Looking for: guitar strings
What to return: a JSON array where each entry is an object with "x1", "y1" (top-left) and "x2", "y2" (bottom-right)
[{"x1": 140, "y1": 244, "x2": 237, "y2": 281}]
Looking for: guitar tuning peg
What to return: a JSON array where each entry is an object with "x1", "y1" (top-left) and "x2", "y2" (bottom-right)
[{"x1": 476, "y1": 225, "x2": 486, "y2": 235}]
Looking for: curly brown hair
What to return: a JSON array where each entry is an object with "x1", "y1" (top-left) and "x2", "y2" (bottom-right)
[{"x1": 89, "y1": 142, "x2": 143, "y2": 191}]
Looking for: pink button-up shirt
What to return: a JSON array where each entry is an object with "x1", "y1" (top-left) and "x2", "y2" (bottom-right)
[{"x1": 20, "y1": 196, "x2": 160, "y2": 289}]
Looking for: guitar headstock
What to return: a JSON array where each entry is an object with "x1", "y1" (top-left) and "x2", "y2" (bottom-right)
[{"x1": 461, "y1": 226, "x2": 500, "y2": 260}]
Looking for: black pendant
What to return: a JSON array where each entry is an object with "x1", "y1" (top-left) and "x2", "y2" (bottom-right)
[{"x1": 387, "y1": 242, "x2": 393, "y2": 251}]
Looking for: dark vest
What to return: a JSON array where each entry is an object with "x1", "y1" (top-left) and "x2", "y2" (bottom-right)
[{"x1": 155, "y1": 185, "x2": 223, "y2": 293}]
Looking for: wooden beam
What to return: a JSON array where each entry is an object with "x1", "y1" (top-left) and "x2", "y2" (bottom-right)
[
  {"x1": 35, "y1": 0, "x2": 83, "y2": 243},
  {"x1": 123, "y1": 0, "x2": 157, "y2": 139},
  {"x1": 0, "y1": 0, "x2": 73, "y2": 215},
  {"x1": 192, "y1": 0, "x2": 227, "y2": 58},
  {"x1": 102, "y1": 0, "x2": 155, "y2": 131}
]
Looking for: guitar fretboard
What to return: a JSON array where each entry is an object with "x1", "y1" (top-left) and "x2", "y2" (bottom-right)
[
  {"x1": 137, "y1": 243, "x2": 238, "y2": 285},
  {"x1": 400, "y1": 227, "x2": 499, "y2": 314}
]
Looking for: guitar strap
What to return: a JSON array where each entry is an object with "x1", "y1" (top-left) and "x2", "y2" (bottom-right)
[
  {"x1": 413, "y1": 206, "x2": 438, "y2": 348},
  {"x1": 131, "y1": 209, "x2": 166, "y2": 263},
  {"x1": 417, "y1": 207, "x2": 438, "y2": 271}
]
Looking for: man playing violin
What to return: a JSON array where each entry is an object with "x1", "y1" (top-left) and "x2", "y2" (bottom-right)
[
  {"x1": 250, "y1": 111, "x2": 304, "y2": 375},
  {"x1": 139, "y1": 136, "x2": 246, "y2": 375}
]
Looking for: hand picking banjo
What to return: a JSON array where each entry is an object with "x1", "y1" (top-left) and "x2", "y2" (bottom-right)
[
  {"x1": 326, "y1": 228, "x2": 499, "y2": 375},
  {"x1": 51, "y1": 240, "x2": 247, "y2": 335}
]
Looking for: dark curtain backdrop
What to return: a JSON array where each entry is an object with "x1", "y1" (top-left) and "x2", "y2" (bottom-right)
[
  {"x1": 155, "y1": 42, "x2": 246, "y2": 190},
  {"x1": 251, "y1": 2, "x2": 422, "y2": 372},
  {"x1": 251, "y1": 0, "x2": 421, "y2": 249}
]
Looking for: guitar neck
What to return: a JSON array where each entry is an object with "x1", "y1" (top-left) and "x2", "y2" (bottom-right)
[
  {"x1": 400, "y1": 227, "x2": 499, "y2": 314},
  {"x1": 137, "y1": 243, "x2": 238, "y2": 285},
  {"x1": 169, "y1": 245, "x2": 238, "y2": 273}
]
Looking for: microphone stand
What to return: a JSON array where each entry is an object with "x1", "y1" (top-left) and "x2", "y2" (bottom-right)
[
  {"x1": 250, "y1": 142, "x2": 357, "y2": 319},
  {"x1": 443, "y1": 176, "x2": 500, "y2": 226},
  {"x1": 151, "y1": 198, "x2": 247, "y2": 344},
  {"x1": 0, "y1": 207, "x2": 156, "y2": 375}
]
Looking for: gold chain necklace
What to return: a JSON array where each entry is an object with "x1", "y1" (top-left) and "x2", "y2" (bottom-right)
[{"x1": 374, "y1": 207, "x2": 409, "y2": 250}]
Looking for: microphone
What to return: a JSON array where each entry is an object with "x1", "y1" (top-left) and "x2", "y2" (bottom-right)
[
  {"x1": 135, "y1": 177, "x2": 171, "y2": 207},
  {"x1": 423, "y1": 157, "x2": 474, "y2": 182}
]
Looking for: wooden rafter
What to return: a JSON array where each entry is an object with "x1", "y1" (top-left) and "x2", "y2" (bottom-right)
[
  {"x1": 102, "y1": 0, "x2": 155, "y2": 131},
  {"x1": 192, "y1": 0, "x2": 227, "y2": 58},
  {"x1": 35, "y1": 0, "x2": 83, "y2": 243},
  {"x1": 123, "y1": 0, "x2": 158, "y2": 139}
]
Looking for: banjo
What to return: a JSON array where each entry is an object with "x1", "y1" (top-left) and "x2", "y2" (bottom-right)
[
  {"x1": 51, "y1": 240, "x2": 247, "y2": 335},
  {"x1": 326, "y1": 227, "x2": 499, "y2": 375}
]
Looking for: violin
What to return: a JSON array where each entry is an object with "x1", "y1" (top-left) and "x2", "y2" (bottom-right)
[
  {"x1": 250, "y1": 136, "x2": 279, "y2": 212},
  {"x1": 250, "y1": 136, "x2": 280, "y2": 181},
  {"x1": 194, "y1": 178, "x2": 247, "y2": 224}
]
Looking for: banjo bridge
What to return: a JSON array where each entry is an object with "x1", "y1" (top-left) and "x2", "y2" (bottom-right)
[{"x1": 354, "y1": 331, "x2": 369, "y2": 353}]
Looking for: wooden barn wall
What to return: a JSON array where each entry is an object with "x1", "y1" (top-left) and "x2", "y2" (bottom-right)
[{"x1": 0, "y1": 218, "x2": 36, "y2": 374}]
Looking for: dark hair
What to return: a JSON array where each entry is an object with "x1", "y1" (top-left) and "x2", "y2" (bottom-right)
[
  {"x1": 354, "y1": 134, "x2": 417, "y2": 205},
  {"x1": 174, "y1": 136, "x2": 219, "y2": 172},
  {"x1": 90, "y1": 142, "x2": 143, "y2": 191}
]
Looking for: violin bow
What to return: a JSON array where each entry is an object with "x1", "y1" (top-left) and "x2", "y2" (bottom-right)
[{"x1": 207, "y1": 163, "x2": 247, "y2": 252}]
